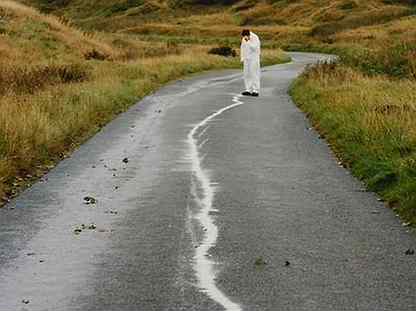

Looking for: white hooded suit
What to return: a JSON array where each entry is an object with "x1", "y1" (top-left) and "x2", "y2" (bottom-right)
[{"x1": 240, "y1": 32, "x2": 261, "y2": 93}]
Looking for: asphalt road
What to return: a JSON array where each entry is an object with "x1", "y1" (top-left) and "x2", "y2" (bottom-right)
[{"x1": 0, "y1": 52, "x2": 415, "y2": 311}]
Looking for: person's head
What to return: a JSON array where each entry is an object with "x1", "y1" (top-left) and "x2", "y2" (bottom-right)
[{"x1": 241, "y1": 29, "x2": 250, "y2": 39}]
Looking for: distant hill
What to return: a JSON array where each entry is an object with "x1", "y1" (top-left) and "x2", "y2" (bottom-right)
[
  {"x1": 15, "y1": 0, "x2": 415, "y2": 49},
  {"x1": 18, "y1": 0, "x2": 413, "y2": 27}
]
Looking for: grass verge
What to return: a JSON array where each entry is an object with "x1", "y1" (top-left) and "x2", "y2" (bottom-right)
[{"x1": 291, "y1": 62, "x2": 416, "y2": 226}]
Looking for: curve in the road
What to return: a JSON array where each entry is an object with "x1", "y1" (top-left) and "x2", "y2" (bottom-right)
[
  {"x1": 188, "y1": 94, "x2": 244, "y2": 311},
  {"x1": 1, "y1": 53, "x2": 415, "y2": 311}
]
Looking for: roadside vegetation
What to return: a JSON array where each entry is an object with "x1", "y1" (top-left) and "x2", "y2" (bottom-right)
[
  {"x1": 288, "y1": 4, "x2": 416, "y2": 224},
  {"x1": 292, "y1": 63, "x2": 416, "y2": 225}
]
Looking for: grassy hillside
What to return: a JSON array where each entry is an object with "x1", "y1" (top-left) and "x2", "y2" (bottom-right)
[
  {"x1": 16, "y1": 1, "x2": 416, "y2": 60},
  {"x1": 0, "y1": 0, "x2": 288, "y2": 203},
  {"x1": 20, "y1": 0, "x2": 415, "y2": 73},
  {"x1": 18, "y1": 0, "x2": 415, "y2": 38}
]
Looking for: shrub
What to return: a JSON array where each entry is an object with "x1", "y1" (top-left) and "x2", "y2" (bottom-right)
[
  {"x1": 0, "y1": 63, "x2": 90, "y2": 95},
  {"x1": 338, "y1": 0, "x2": 358, "y2": 10},
  {"x1": 208, "y1": 46, "x2": 237, "y2": 57},
  {"x1": 84, "y1": 49, "x2": 111, "y2": 61},
  {"x1": 98, "y1": 0, "x2": 145, "y2": 17}
]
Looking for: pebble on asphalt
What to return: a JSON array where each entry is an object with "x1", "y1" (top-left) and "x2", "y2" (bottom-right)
[
  {"x1": 88, "y1": 223, "x2": 97, "y2": 230},
  {"x1": 254, "y1": 257, "x2": 267, "y2": 266},
  {"x1": 405, "y1": 249, "x2": 415, "y2": 255},
  {"x1": 83, "y1": 196, "x2": 97, "y2": 205},
  {"x1": 74, "y1": 223, "x2": 96, "y2": 234},
  {"x1": 105, "y1": 210, "x2": 118, "y2": 215}
]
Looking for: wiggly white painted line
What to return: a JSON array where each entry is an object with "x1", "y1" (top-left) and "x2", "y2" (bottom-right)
[{"x1": 187, "y1": 95, "x2": 244, "y2": 311}]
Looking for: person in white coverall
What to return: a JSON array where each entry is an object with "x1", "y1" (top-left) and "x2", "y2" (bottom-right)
[{"x1": 240, "y1": 29, "x2": 261, "y2": 97}]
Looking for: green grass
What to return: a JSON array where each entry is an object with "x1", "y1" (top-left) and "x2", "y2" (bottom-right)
[{"x1": 291, "y1": 63, "x2": 416, "y2": 225}]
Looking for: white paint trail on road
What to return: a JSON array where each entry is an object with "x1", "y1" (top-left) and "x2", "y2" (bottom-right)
[{"x1": 187, "y1": 95, "x2": 244, "y2": 311}]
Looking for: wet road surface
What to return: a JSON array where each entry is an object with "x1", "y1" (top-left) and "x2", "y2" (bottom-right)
[{"x1": 0, "y1": 53, "x2": 415, "y2": 311}]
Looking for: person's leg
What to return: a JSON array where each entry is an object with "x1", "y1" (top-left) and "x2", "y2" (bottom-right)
[
  {"x1": 251, "y1": 59, "x2": 261, "y2": 96},
  {"x1": 242, "y1": 60, "x2": 252, "y2": 96},
  {"x1": 247, "y1": 60, "x2": 255, "y2": 92}
]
